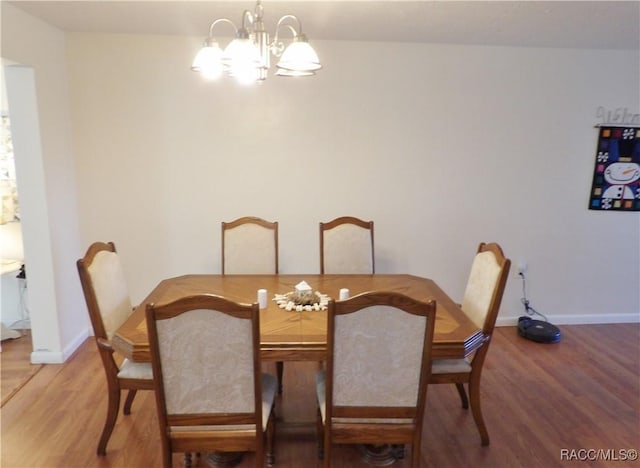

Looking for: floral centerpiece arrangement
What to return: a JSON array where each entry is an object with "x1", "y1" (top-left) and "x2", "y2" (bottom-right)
[{"x1": 274, "y1": 280, "x2": 329, "y2": 311}]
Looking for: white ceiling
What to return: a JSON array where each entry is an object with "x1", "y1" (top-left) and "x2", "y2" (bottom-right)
[{"x1": 7, "y1": 0, "x2": 640, "y2": 50}]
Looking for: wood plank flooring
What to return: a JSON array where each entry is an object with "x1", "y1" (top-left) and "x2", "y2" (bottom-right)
[
  {"x1": 1, "y1": 324, "x2": 638, "y2": 467},
  {"x1": 1, "y1": 330, "x2": 43, "y2": 408}
]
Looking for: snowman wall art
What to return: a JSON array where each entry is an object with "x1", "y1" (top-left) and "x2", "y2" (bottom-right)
[{"x1": 589, "y1": 126, "x2": 640, "y2": 211}]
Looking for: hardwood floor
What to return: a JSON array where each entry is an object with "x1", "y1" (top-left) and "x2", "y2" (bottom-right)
[
  {"x1": 1, "y1": 324, "x2": 638, "y2": 467},
  {"x1": 1, "y1": 330, "x2": 42, "y2": 408}
]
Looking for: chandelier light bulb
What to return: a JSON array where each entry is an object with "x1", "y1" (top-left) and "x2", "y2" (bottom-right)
[
  {"x1": 191, "y1": 43, "x2": 224, "y2": 80},
  {"x1": 224, "y1": 37, "x2": 261, "y2": 80}
]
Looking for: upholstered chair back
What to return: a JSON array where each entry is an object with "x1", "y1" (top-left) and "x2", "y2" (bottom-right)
[
  {"x1": 320, "y1": 217, "x2": 374, "y2": 274},
  {"x1": 222, "y1": 217, "x2": 278, "y2": 274},
  {"x1": 146, "y1": 295, "x2": 276, "y2": 467},
  {"x1": 461, "y1": 249, "x2": 504, "y2": 331},
  {"x1": 332, "y1": 304, "x2": 426, "y2": 408},
  {"x1": 154, "y1": 307, "x2": 255, "y2": 416},
  {"x1": 317, "y1": 291, "x2": 435, "y2": 468},
  {"x1": 85, "y1": 248, "x2": 133, "y2": 339}
]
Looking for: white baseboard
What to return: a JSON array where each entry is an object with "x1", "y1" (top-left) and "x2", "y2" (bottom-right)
[
  {"x1": 497, "y1": 312, "x2": 640, "y2": 327},
  {"x1": 30, "y1": 328, "x2": 90, "y2": 364},
  {"x1": 30, "y1": 350, "x2": 64, "y2": 364}
]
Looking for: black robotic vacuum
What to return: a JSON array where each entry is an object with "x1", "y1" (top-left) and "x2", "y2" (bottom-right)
[{"x1": 518, "y1": 316, "x2": 561, "y2": 343}]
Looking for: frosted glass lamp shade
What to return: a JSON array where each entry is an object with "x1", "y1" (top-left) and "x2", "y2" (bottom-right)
[
  {"x1": 224, "y1": 37, "x2": 262, "y2": 83},
  {"x1": 191, "y1": 42, "x2": 224, "y2": 80},
  {"x1": 276, "y1": 39, "x2": 321, "y2": 73}
]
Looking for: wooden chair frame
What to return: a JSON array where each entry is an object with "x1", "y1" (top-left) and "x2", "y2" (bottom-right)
[
  {"x1": 318, "y1": 292, "x2": 436, "y2": 467},
  {"x1": 319, "y1": 216, "x2": 375, "y2": 274},
  {"x1": 430, "y1": 242, "x2": 511, "y2": 446},
  {"x1": 146, "y1": 294, "x2": 275, "y2": 468},
  {"x1": 221, "y1": 216, "x2": 279, "y2": 275},
  {"x1": 77, "y1": 241, "x2": 154, "y2": 456}
]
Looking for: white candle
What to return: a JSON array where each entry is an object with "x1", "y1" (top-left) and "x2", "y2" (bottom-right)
[
  {"x1": 339, "y1": 288, "x2": 350, "y2": 300},
  {"x1": 257, "y1": 289, "x2": 268, "y2": 309}
]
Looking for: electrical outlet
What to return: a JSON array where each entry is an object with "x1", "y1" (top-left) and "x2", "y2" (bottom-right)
[{"x1": 517, "y1": 260, "x2": 528, "y2": 276}]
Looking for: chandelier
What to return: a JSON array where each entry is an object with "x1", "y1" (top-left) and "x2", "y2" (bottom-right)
[{"x1": 191, "y1": 0, "x2": 322, "y2": 84}]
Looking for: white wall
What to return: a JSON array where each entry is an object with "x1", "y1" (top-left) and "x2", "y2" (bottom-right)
[
  {"x1": 1, "y1": 4, "x2": 88, "y2": 362},
  {"x1": 66, "y1": 33, "x2": 639, "y2": 325}
]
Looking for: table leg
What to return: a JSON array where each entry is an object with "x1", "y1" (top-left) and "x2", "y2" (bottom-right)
[{"x1": 357, "y1": 444, "x2": 401, "y2": 466}]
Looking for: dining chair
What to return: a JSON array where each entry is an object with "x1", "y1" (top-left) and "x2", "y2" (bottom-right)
[
  {"x1": 146, "y1": 294, "x2": 277, "y2": 468},
  {"x1": 222, "y1": 216, "x2": 286, "y2": 394},
  {"x1": 222, "y1": 216, "x2": 279, "y2": 274},
  {"x1": 221, "y1": 216, "x2": 285, "y2": 396},
  {"x1": 319, "y1": 216, "x2": 374, "y2": 274},
  {"x1": 76, "y1": 241, "x2": 154, "y2": 456},
  {"x1": 316, "y1": 291, "x2": 436, "y2": 468},
  {"x1": 429, "y1": 242, "x2": 511, "y2": 446}
]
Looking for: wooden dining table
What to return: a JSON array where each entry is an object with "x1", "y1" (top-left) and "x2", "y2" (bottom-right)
[{"x1": 112, "y1": 274, "x2": 485, "y2": 363}]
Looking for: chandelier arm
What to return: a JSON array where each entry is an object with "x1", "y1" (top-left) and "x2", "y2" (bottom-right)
[
  {"x1": 240, "y1": 9, "x2": 255, "y2": 31},
  {"x1": 269, "y1": 24, "x2": 298, "y2": 56},
  {"x1": 282, "y1": 24, "x2": 298, "y2": 36},
  {"x1": 271, "y1": 14, "x2": 303, "y2": 45},
  {"x1": 208, "y1": 18, "x2": 238, "y2": 38}
]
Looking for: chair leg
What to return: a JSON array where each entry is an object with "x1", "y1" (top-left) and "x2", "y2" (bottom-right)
[
  {"x1": 468, "y1": 376, "x2": 490, "y2": 445},
  {"x1": 322, "y1": 416, "x2": 331, "y2": 468},
  {"x1": 162, "y1": 445, "x2": 172, "y2": 468},
  {"x1": 316, "y1": 407, "x2": 324, "y2": 459},
  {"x1": 97, "y1": 386, "x2": 121, "y2": 456},
  {"x1": 323, "y1": 441, "x2": 331, "y2": 468},
  {"x1": 255, "y1": 445, "x2": 264, "y2": 468},
  {"x1": 411, "y1": 442, "x2": 421, "y2": 468},
  {"x1": 123, "y1": 389, "x2": 138, "y2": 415},
  {"x1": 411, "y1": 431, "x2": 422, "y2": 468},
  {"x1": 266, "y1": 407, "x2": 276, "y2": 467},
  {"x1": 455, "y1": 383, "x2": 469, "y2": 409},
  {"x1": 276, "y1": 361, "x2": 284, "y2": 394}
]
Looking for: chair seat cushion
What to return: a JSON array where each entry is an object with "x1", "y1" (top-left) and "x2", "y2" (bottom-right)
[
  {"x1": 431, "y1": 358, "x2": 472, "y2": 374},
  {"x1": 117, "y1": 358, "x2": 153, "y2": 380}
]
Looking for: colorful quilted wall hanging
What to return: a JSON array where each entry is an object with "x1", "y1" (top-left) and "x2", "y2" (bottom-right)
[{"x1": 588, "y1": 126, "x2": 640, "y2": 211}]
